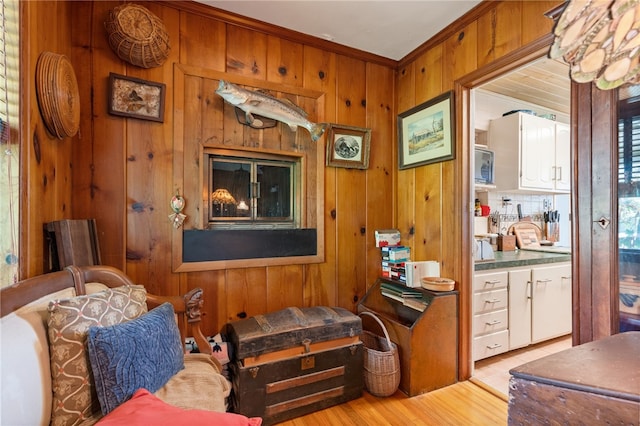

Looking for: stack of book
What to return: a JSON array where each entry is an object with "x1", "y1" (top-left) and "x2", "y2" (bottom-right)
[
  {"x1": 381, "y1": 246, "x2": 411, "y2": 282},
  {"x1": 380, "y1": 282, "x2": 428, "y2": 312},
  {"x1": 381, "y1": 260, "x2": 405, "y2": 282}
]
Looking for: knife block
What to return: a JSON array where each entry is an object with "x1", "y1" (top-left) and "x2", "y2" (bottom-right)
[
  {"x1": 545, "y1": 222, "x2": 559, "y2": 242},
  {"x1": 497, "y1": 234, "x2": 516, "y2": 251}
]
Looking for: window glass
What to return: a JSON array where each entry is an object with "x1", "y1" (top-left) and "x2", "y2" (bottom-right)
[
  {"x1": 617, "y1": 85, "x2": 640, "y2": 332},
  {"x1": 617, "y1": 90, "x2": 640, "y2": 250},
  {"x1": 208, "y1": 154, "x2": 297, "y2": 227}
]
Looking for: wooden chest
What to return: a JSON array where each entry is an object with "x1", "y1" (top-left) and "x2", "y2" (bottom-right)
[
  {"x1": 223, "y1": 306, "x2": 363, "y2": 425},
  {"x1": 508, "y1": 332, "x2": 640, "y2": 425}
]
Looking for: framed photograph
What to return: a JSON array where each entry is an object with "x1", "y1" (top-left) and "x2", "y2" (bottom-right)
[
  {"x1": 397, "y1": 91, "x2": 455, "y2": 169},
  {"x1": 108, "y1": 73, "x2": 165, "y2": 122},
  {"x1": 325, "y1": 124, "x2": 371, "y2": 169}
]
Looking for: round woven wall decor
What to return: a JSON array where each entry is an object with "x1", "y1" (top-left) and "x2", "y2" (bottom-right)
[
  {"x1": 35, "y1": 51, "x2": 81, "y2": 139},
  {"x1": 105, "y1": 3, "x2": 170, "y2": 69}
]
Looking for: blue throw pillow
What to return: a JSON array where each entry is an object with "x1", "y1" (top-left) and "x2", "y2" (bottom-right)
[{"x1": 87, "y1": 302, "x2": 184, "y2": 415}]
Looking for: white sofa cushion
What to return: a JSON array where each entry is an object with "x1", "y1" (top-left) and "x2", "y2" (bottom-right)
[{"x1": 1, "y1": 288, "x2": 76, "y2": 426}]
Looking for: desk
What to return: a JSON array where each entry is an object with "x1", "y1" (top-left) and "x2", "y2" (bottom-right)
[{"x1": 358, "y1": 278, "x2": 458, "y2": 396}]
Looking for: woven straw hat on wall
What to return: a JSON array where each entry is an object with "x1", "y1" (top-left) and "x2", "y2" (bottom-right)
[{"x1": 105, "y1": 3, "x2": 170, "y2": 69}]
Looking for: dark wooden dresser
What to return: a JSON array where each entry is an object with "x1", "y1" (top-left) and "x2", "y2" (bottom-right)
[{"x1": 508, "y1": 331, "x2": 640, "y2": 425}]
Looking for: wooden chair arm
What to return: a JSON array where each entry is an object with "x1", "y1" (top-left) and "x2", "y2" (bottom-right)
[{"x1": 146, "y1": 288, "x2": 211, "y2": 355}]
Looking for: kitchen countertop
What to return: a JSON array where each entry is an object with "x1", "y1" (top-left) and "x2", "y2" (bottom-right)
[{"x1": 474, "y1": 249, "x2": 571, "y2": 271}]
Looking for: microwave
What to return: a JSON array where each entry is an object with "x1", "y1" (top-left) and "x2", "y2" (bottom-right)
[{"x1": 474, "y1": 147, "x2": 495, "y2": 185}]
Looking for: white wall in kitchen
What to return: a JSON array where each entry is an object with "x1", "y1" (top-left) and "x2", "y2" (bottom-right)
[{"x1": 474, "y1": 90, "x2": 569, "y2": 134}]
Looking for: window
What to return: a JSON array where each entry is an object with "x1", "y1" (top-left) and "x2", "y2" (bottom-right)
[
  {"x1": 206, "y1": 150, "x2": 301, "y2": 229},
  {"x1": 0, "y1": 0, "x2": 18, "y2": 287},
  {"x1": 617, "y1": 88, "x2": 640, "y2": 250}
]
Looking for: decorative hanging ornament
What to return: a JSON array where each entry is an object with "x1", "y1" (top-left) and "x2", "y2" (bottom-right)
[
  {"x1": 550, "y1": 0, "x2": 640, "y2": 90},
  {"x1": 169, "y1": 190, "x2": 186, "y2": 229}
]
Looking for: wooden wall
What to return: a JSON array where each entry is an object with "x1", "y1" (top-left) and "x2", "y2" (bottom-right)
[
  {"x1": 395, "y1": 0, "x2": 561, "y2": 378},
  {"x1": 22, "y1": 0, "x2": 395, "y2": 337},
  {"x1": 21, "y1": 1, "x2": 75, "y2": 279},
  {"x1": 21, "y1": 0, "x2": 561, "y2": 370}
]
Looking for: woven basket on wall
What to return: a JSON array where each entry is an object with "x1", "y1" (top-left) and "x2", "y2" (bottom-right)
[{"x1": 105, "y1": 3, "x2": 170, "y2": 69}]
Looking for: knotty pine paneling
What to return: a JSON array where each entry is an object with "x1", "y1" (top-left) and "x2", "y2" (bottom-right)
[
  {"x1": 225, "y1": 267, "x2": 268, "y2": 324},
  {"x1": 302, "y1": 46, "x2": 337, "y2": 308},
  {"x1": 395, "y1": 0, "x2": 564, "y2": 380},
  {"x1": 364, "y1": 62, "x2": 395, "y2": 290},
  {"x1": 443, "y1": 22, "x2": 479, "y2": 90},
  {"x1": 22, "y1": 0, "x2": 74, "y2": 277},
  {"x1": 226, "y1": 25, "x2": 267, "y2": 79},
  {"x1": 522, "y1": 1, "x2": 560, "y2": 46},
  {"x1": 178, "y1": 11, "x2": 226, "y2": 71},
  {"x1": 266, "y1": 35, "x2": 304, "y2": 87},
  {"x1": 415, "y1": 44, "x2": 444, "y2": 105},
  {"x1": 335, "y1": 55, "x2": 368, "y2": 311},
  {"x1": 266, "y1": 265, "x2": 304, "y2": 313},
  {"x1": 77, "y1": 1, "x2": 129, "y2": 270},
  {"x1": 396, "y1": 62, "x2": 416, "y2": 252},
  {"x1": 21, "y1": 1, "x2": 563, "y2": 343},
  {"x1": 477, "y1": 1, "x2": 522, "y2": 69},
  {"x1": 123, "y1": 3, "x2": 182, "y2": 297}
]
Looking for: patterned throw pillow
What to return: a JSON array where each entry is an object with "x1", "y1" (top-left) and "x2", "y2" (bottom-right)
[
  {"x1": 47, "y1": 285, "x2": 147, "y2": 426},
  {"x1": 87, "y1": 303, "x2": 185, "y2": 415}
]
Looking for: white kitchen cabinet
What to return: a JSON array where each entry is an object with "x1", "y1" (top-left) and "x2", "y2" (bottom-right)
[
  {"x1": 473, "y1": 271, "x2": 509, "y2": 361},
  {"x1": 508, "y1": 268, "x2": 532, "y2": 350},
  {"x1": 473, "y1": 262, "x2": 572, "y2": 361},
  {"x1": 554, "y1": 123, "x2": 571, "y2": 191},
  {"x1": 490, "y1": 112, "x2": 570, "y2": 193},
  {"x1": 531, "y1": 263, "x2": 572, "y2": 342}
]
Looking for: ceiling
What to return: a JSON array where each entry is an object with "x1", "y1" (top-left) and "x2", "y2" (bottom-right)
[
  {"x1": 198, "y1": 0, "x2": 482, "y2": 60},
  {"x1": 197, "y1": 0, "x2": 571, "y2": 115},
  {"x1": 480, "y1": 57, "x2": 571, "y2": 116}
]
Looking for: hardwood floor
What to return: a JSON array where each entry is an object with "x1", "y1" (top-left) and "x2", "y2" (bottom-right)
[
  {"x1": 277, "y1": 381, "x2": 507, "y2": 425},
  {"x1": 473, "y1": 335, "x2": 572, "y2": 396}
]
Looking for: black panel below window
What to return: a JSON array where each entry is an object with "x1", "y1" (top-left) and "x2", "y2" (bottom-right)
[{"x1": 183, "y1": 229, "x2": 317, "y2": 262}]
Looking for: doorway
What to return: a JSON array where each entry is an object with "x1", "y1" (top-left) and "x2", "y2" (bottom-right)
[{"x1": 468, "y1": 53, "x2": 573, "y2": 396}]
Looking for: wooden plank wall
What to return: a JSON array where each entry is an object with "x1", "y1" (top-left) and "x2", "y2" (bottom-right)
[
  {"x1": 21, "y1": 1, "x2": 74, "y2": 278},
  {"x1": 21, "y1": 0, "x2": 561, "y2": 355},
  {"x1": 22, "y1": 0, "x2": 395, "y2": 337},
  {"x1": 396, "y1": 0, "x2": 560, "y2": 378}
]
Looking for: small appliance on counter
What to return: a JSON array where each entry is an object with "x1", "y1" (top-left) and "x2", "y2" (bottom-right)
[{"x1": 473, "y1": 238, "x2": 495, "y2": 261}]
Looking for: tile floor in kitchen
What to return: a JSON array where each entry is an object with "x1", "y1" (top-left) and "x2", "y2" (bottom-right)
[{"x1": 473, "y1": 335, "x2": 573, "y2": 397}]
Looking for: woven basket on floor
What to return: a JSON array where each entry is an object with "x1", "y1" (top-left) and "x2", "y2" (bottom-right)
[
  {"x1": 105, "y1": 3, "x2": 170, "y2": 69},
  {"x1": 359, "y1": 311, "x2": 401, "y2": 397}
]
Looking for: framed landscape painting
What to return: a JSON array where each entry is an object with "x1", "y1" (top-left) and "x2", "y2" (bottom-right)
[{"x1": 397, "y1": 91, "x2": 455, "y2": 169}]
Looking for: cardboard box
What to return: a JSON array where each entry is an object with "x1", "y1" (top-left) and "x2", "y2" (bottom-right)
[
  {"x1": 375, "y1": 229, "x2": 401, "y2": 247},
  {"x1": 404, "y1": 261, "x2": 440, "y2": 288},
  {"x1": 381, "y1": 246, "x2": 410, "y2": 262}
]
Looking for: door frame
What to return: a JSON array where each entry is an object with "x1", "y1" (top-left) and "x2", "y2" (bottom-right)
[
  {"x1": 572, "y1": 83, "x2": 619, "y2": 342},
  {"x1": 455, "y1": 34, "x2": 571, "y2": 379}
]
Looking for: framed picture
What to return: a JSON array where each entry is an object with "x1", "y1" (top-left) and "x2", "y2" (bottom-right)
[
  {"x1": 325, "y1": 124, "x2": 371, "y2": 169},
  {"x1": 108, "y1": 73, "x2": 166, "y2": 122},
  {"x1": 397, "y1": 91, "x2": 455, "y2": 169}
]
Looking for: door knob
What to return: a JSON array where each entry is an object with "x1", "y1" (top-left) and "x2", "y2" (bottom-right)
[{"x1": 594, "y1": 217, "x2": 610, "y2": 229}]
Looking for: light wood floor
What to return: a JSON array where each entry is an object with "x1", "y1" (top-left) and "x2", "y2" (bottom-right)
[
  {"x1": 277, "y1": 381, "x2": 507, "y2": 425},
  {"x1": 473, "y1": 335, "x2": 572, "y2": 396}
]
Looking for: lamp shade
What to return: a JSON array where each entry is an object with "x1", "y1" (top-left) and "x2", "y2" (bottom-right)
[{"x1": 211, "y1": 188, "x2": 236, "y2": 205}]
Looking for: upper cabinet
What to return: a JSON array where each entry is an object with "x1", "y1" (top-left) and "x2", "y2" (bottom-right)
[{"x1": 490, "y1": 112, "x2": 570, "y2": 193}]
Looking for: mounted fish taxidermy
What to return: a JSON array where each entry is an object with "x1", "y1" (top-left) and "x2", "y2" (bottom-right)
[{"x1": 215, "y1": 80, "x2": 326, "y2": 141}]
